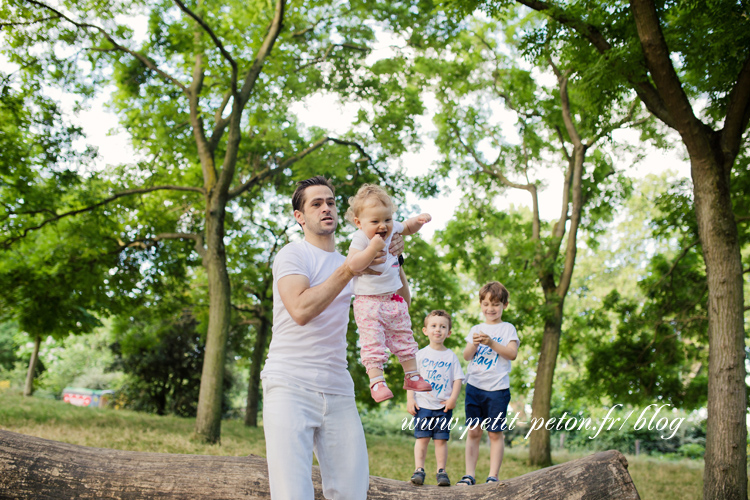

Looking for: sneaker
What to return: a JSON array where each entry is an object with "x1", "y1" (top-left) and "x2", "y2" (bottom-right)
[
  {"x1": 370, "y1": 380, "x2": 393, "y2": 402},
  {"x1": 411, "y1": 468, "x2": 425, "y2": 485},
  {"x1": 403, "y1": 373, "x2": 432, "y2": 392},
  {"x1": 436, "y1": 468, "x2": 450, "y2": 486}
]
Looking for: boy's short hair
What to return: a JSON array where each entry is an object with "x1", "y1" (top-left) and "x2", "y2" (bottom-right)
[
  {"x1": 479, "y1": 281, "x2": 509, "y2": 306},
  {"x1": 424, "y1": 309, "x2": 452, "y2": 331},
  {"x1": 292, "y1": 176, "x2": 335, "y2": 212}
]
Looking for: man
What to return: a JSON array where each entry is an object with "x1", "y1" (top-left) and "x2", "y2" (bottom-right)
[{"x1": 261, "y1": 176, "x2": 406, "y2": 499}]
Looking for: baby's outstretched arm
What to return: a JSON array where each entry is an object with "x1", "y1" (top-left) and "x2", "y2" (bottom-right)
[
  {"x1": 400, "y1": 213, "x2": 431, "y2": 236},
  {"x1": 347, "y1": 235, "x2": 386, "y2": 273}
]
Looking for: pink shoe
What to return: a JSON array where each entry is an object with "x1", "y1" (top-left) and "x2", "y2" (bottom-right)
[
  {"x1": 370, "y1": 380, "x2": 394, "y2": 403},
  {"x1": 404, "y1": 373, "x2": 433, "y2": 392}
]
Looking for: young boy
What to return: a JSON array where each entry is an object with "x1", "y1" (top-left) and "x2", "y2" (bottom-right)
[
  {"x1": 456, "y1": 281, "x2": 519, "y2": 486},
  {"x1": 407, "y1": 310, "x2": 465, "y2": 486}
]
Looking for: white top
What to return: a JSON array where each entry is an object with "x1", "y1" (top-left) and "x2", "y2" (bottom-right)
[
  {"x1": 349, "y1": 220, "x2": 404, "y2": 296},
  {"x1": 464, "y1": 322, "x2": 520, "y2": 392},
  {"x1": 414, "y1": 346, "x2": 465, "y2": 410},
  {"x1": 261, "y1": 240, "x2": 355, "y2": 396}
]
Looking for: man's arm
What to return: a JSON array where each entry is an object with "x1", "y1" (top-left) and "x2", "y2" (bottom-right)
[
  {"x1": 277, "y1": 263, "x2": 355, "y2": 326},
  {"x1": 396, "y1": 266, "x2": 411, "y2": 306}
]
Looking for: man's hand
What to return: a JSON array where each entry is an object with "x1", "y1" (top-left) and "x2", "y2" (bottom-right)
[{"x1": 389, "y1": 233, "x2": 404, "y2": 257}]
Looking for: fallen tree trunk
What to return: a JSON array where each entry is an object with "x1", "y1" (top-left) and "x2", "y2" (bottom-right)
[{"x1": 0, "y1": 430, "x2": 640, "y2": 499}]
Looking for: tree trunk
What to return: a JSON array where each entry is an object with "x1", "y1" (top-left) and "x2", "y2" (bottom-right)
[
  {"x1": 0, "y1": 430, "x2": 641, "y2": 499},
  {"x1": 691, "y1": 153, "x2": 747, "y2": 500},
  {"x1": 22, "y1": 336, "x2": 41, "y2": 397},
  {"x1": 528, "y1": 304, "x2": 563, "y2": 466},
  {"x1": 194, "y1": 200, "x2": 232, "y2": 444},
  {"x1": 245, "y1": 314, "x2": 270, "y2": 427}
]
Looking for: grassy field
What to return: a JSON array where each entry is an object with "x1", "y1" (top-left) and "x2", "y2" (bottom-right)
[{"x1": 0, "y1": 392, "x2": 723, "y2": 499}]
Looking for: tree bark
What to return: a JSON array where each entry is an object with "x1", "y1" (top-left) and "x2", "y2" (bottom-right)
[
  {"x1": 194, "y1": 197, "x2": 232, "y2": 444},
  {"x1": 0, "y1": 430, "x2": 641, "y2": 499},
  {"x1": 245, "y1": 313, "x2": 270, "y2": 427},
  {"x1": 22, "y1": 336, "x2": 41, "y2": 397},
  {"x1": 692, "y1": 153, "x2": 747, "y2": 500},
  {"x1": 528, "y1": 304, "x2": 563, "y2": 466}
]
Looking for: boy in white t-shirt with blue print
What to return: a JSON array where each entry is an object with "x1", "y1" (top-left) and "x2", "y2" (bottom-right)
[
  {"x1": 406, "y1": 310, "x2": 465, "y2": 487},
  {"x1": 456, "y1": 281, "x2": 519, "y2": 487}
]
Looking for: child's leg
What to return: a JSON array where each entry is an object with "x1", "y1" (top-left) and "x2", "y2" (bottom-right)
[
  {"x1": 464, "y1": 426, "x2": 483, "y2": 478},
  {"x1": 414, "y1": 437, "x2": 430, "y2": 470},
  {"x1": 434, "y1": 439, "x2": 448, "y2": 471},
  {"x1": 488, "y1": 431, "x2": 505, "y2": 478},
  {"x1": 382, "y1": 299, "x2": 418, "y2": 371},
  {"x1": 353, "y1": 296, "x2": 388, "y2": 377}
]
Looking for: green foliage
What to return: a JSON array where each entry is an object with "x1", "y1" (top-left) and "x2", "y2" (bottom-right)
[
  {"x1": 0, "y1": 322, "x2": 19, "y2": 371},
  {"x1": 111, "y1": 308, "x2": 233, "y2": 418}
]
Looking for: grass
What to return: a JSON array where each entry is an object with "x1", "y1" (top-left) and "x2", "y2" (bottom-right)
[{"x1": 0, "y1": 391, "x2": 726, "y2": 499}]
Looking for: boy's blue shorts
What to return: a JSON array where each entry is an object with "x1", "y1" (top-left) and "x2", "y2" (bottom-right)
[
  {"x1": 414, "y1": 407, "x2": 453, "y2": 440},
  {"x1": 465, "y1": 384, "x2": 511, "y2": 433}
]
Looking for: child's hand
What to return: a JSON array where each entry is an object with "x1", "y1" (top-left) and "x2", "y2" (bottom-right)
[
  {"x1": 417, "y1": 213, "x2": 431, "y2": 225},
  {"x1": 407, "y1": 399, "x2": 419, "y2": 416},
  {"x1": 368, "y1": 234, "x2": 386, "y2": 252},
  {"x1": 441, "y1": 399, "x2": 457, "y2": 411},
  {"x1": 475, "y1": 332, "x2": 492, "y2": 346}
]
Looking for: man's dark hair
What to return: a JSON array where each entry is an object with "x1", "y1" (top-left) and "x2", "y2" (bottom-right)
[{"x1": 292, "y1": 176, "x2": 336, "y2": 212}]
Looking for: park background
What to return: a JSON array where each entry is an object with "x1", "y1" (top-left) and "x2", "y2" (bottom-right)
[{"x1": 0, "y1": 0, "x2": 748, "y2": 499}]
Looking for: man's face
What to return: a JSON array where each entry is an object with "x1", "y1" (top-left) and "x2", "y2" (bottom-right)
[{"x1": 294, "y1": 185, "x2": 338, "y2": 236}]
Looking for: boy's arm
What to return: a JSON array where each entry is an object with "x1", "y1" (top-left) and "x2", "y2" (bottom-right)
[
  {"x1": 482, "y1": 337, "x2": 518, "y2": 361},
  {"x1": 442, "y1": 379, "x2": 463, "y2": 412},
  {"x1": 406, "y1": 390, "x2": 419, "y2": 416},
  {"x1": 463, "y1": 342, "x2": 478, "y2": 361},
  {"x1": 400, "y1": 213, "x2": 431, "y2": 236}
]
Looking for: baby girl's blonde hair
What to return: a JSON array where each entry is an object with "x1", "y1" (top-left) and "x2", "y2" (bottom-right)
[{"x1": 345, "y1": 184, "x2": 397, "y2": 225}]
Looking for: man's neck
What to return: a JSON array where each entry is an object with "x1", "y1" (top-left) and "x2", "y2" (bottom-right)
[{"x1": 304, "y1": 232, "x2": 336, "y2": 252}]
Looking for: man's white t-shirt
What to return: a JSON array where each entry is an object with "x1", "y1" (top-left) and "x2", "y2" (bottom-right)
[
  {"x1": 261, "y1": 240, "x2": 354, "y2": 396},
  {"x1": 414, "y1": 346, "x2": 465, "y2": 410},
  {"x1": 349, "y1": 221, "x2": 404, "y2": 296},
  {"x1": 464, "y1": 322, "x2": 519, "y2": 392}
]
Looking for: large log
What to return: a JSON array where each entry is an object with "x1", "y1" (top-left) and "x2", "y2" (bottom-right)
[{"x1": 0, "y1": 430, "x2": 640, "y2": 499}]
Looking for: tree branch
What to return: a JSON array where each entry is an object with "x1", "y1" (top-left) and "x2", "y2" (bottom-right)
[
  {"x1": 0, "y1": 16, "x2": 56, "y2": 26},
  {"x1": 172, "y1": 0, "x2": 238, "y2": 95},
  {"x1": 451, "y1": 124, "x2": 535, "y2": 193},
  {"x1": 629, "y1": 0, "x2": 700, "y2": 134},
  {"x1": 238, "y1": 0, "x2": 286, "y2": 107},
  {"x1": 296, "y1": 43, "x2": 370, "y2": 71},
  {"x1": 1, "y1": 185, "x2": 204, "y2": 249},
  {"x1": 24, "y1": 0, "x2": 188, "y2": 94},
  {"x1": 647, "y1": 240, "x2": 700, "y2": 294},
  {"x1": 209, "y1": 91, "x2": 233, "y2": 151},
  {"x1": 121, "y1": 232, "x2": 206, "y2": 259},
  {"x1": 556, "y1": 149, "x2": 585, "y2": 298},
  {"x1": 516, "y1": 0, "x2": 677, "y2": 129},
  {"x1": 228, "y1": 136, "x2": 371, "y2": 200},
  {"x1": 721, "y1": 51, "x2": 750, "y2": 169}
]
